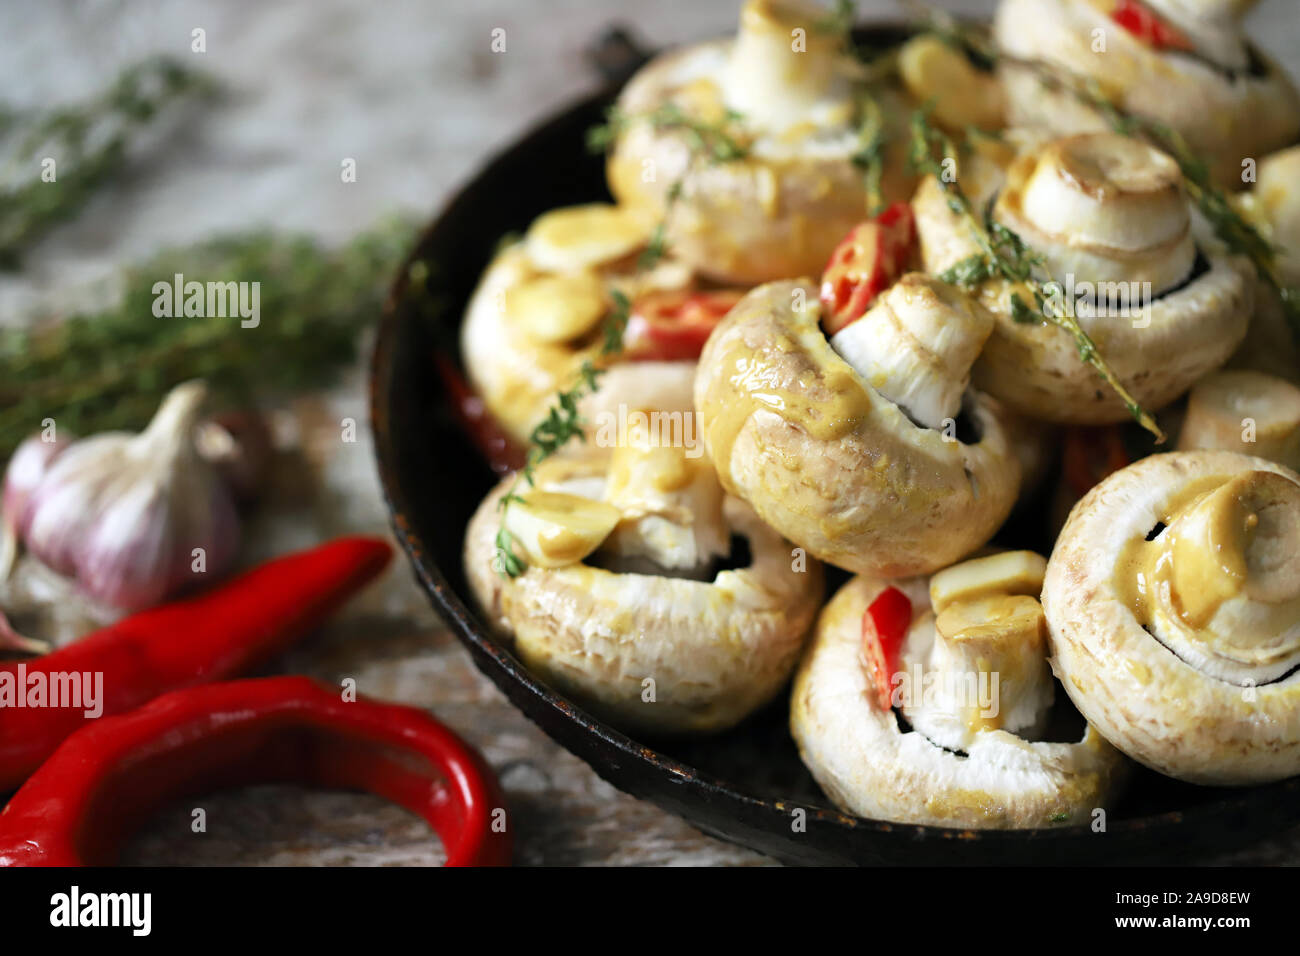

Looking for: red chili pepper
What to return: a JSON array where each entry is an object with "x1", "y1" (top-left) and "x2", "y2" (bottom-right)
[
  {"x1": 1110, "y1": 0, "x2": 1195, "y2": 51},
  {"x1": 819, "y1": 202, "x2": 917, "y2": 336},
  {"x1": 1063, "y1": 426, "x2": 1130, "y2": 501},
  {"x1": 622, "y1": 288, "x2": 747, "y2": 362},
  {"x1": 435, "y1": 353, "x2": 525, "y2": 474},
  {"x1": 0, "y1": 675, "x2": 511, "y2": 866},
  {"x1": 861, "y1": 586, "x2": 913, "y2": 711},
  {"x1": 0, "y1": 536, "x2": 391, "y2": 791}
]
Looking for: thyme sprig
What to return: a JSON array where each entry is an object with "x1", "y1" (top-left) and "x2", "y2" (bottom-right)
[
  {"x1": 0, "y1": 57, "x2": 215, "y2": 268},
  {"x1": 0, "y1": 218, "x2": 415, "y2": 458},
  {"x1": 494, "y1": 104, "x2": 751, "y2": 577},
  {"x1": 909, "y1": 108, "x2": 1165, "y2": 441},
  {"x1": 852, "y1": 93, "x2": 888, "y2": 216}
]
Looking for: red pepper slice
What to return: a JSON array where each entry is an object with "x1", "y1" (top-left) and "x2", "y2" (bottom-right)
[
  {"x1": 1062, "y1": 426, "x2": 1130, "y2": 501},
  {"x1": 861, "y1": 586, "x2": 913, "y2": 711},
  {"x1": 435, "y1": 353, "x2": 525, "y2": 474},
  {"x1": 1110, "y1": 0, "x2": 1195, "y2": 51},
  {"x1": 621, "y1": 289, "x2": 747, "y2": 362},
  {"x1": 820, "y1": 202, "x2": 916, "y2": 336},
  {"x1": 0, "y1": 676, "x2": 511, "y2": 866},
  {"x1": 0, "y1": 536, "x2": 391, "y2": 791}
]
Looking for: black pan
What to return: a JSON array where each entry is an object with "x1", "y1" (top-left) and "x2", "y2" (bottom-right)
[{"x1": 369, "y1": 23, "x2": 1300, "y2": 865}]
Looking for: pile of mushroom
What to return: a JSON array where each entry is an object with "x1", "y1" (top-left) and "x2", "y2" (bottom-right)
[
  {"x1": 914, "y1": 131, "x2": 1253, "y2": 422},
  {"x1": 791, "y1": 551, "x2": 1126, "y2": 827},
  {"x1": 461, "y1": 202, "x2": 745, "y2": 445},
  {"x1": 463, "y1": 437, "x2": 823, "y2": 735},
  {"x1": 1044, "y1": 451, "x2": 1300, "y2": 784},
  {"x1": 606, "y1": 0, "x2": 915, "y2": 284},
  {"x1": 994, "y1": 0, "x2": 1300, "y2": 189},
  {"x1": 694, "y1": 272, "x2": 1021, "y2": 577}
]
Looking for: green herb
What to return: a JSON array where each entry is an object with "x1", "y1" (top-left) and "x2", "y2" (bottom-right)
[
  {"x1": 586, "y1": 103, "x2": 750, "y2": 165},
  {"x1": 815, "y1": 0, "x2": 857, "y2": 36},
  {"x1": 908, "y1": 107, "x2": 1165, "y2": 442},
  {"x1": 1049, "y1": 812, "x2": 1070, "y2": 823},
  {"x1": 852, "y1": 94, "x2": 887, "y2": 216},
  {"x1": 0, "y1": 57, "x2": 214, "y2": 268},
  {"x1": 0, "y1": 217, "x2": 414, "y2": 458}
]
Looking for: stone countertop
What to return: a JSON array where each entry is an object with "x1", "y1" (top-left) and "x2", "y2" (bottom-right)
[{"x1": 2, "y1": 0, "x2": 1299, "y2": 866}]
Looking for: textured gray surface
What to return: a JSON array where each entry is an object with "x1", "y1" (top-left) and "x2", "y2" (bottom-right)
[{"x1": 2, "y1": 0, "x2": 1299, "y2": 866}]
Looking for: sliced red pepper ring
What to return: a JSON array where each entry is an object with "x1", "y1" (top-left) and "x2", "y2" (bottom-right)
[
  {"x1": 860, "y1": 586, "x2": 913, "y2": 711},
  {"x1": 819, "y1": 202, "x2": 917, "y2": 336},
  {"x1": 621, "y1": 288, "x2": 747, "y2": 362},
  {"x1": 0, "y1": 676, "x2": 512, "y2": 867},
  {"x1": 1110, "y1": 0, "x2": 1195, "y2": 51}
]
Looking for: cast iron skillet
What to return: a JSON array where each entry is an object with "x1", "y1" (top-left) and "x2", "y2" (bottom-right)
[{"x1": 370, "y1": 24, "x2": 1300, "y2": 865}]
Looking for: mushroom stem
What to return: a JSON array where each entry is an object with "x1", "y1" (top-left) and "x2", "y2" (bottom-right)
[
  {"x1": 829, "y1": 273, "x2": 992, "y2": 430},
  {"x1": 724, "y1": 0, "x2": 843, "y2": 131},
  {"x1": 1177, "y1": 370, "x2": 1300, "y2": 471}
]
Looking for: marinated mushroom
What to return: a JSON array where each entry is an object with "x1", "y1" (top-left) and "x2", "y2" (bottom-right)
[
  {"x1": 994, "y1": 0, "x2": 1300, "y2": 189},
  {"x1": 790, "y1": 551, "x2": 1126, "y2": 828},
  {"x1": 463, "y1": 441, "x2": 823, "y2": 735},
  {"x1": 460, "y1": 202, "x2": 745, "y2": 445},
  {"x1": 605, "y1": 0, "x2": 916, "y2": 284},
  {"x1": 694, "y1": 268, "x2": 1021, "y2": 577},
  {"x1": 1229, "y1": 145, "x2": 1300, "y2": 384},
  {"x1": 913, "y1": 132, "x2": 1253, "y2": 423},
  {"x1": 1043, "y1": 450, "x2": 1300, "y2": 784}
]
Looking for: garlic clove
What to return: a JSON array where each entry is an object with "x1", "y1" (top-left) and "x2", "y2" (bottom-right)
[
  {"x1": 503, "y1": 272, "x2": 609, "y2": 344},
  {"x1": 524, "y1": 204, "x2": 650, "y2": 274},
  {"x1": 1, "y1": 430, "x2": 73, "y2": 580},
  {"x1": 502, "y1": 490, "x2": 621, "y2": 569},
  {"x1": 930, "y1": 550, "x2": 1048, "y2": 613}
]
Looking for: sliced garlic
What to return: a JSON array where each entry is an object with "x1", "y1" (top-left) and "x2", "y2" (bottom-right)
[
  {"x1": 502, "y1": 490, "x2": 620, "y2": 569},
  {"x1": 1178, "y1": 370, "x2": 1300, "y2": 470},
  {"x1": 503, "y1": 272, "x2": 608, "y2": 344},
  {"x1": 930, "y1": 550, "x2": 1048, "y2": 613},
  {"x1": 602, "y1": 436, "x2": 728, "y2": 572},
  {"x1": 524, "y1": 203, "x2": 649, "y2": 274},
  {"x1": 830, "y1": 273, "x2": 992, "y2": 430},
  {"x1": 897, "y1": 34, "x2": 1004, "y2": 131}
]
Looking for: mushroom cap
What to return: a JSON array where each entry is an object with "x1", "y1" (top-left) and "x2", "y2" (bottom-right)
[
  {"x1": 912, "y1": 150, "x2": 1253, "y2": 424},
  {"x1": 460, "y1": 243, "x2": 696, "y2": 445},
  {"x1": 790, "y1": 573, "x2": 1126, "y2": 828},
  {"x1": 464, "y1": 458, "x2": 823, "y2": 736},
  {"x1": 607, "y1": 39, "x2": 915, "y2": 285},
  {"x1": 993, "y1": 0, "x2": 1300, "y2": 189},
  {"x1": 1043, "y1": 450, "x2": 1300, "y2": 784},
  {"x1": 694, "y1": 280, "x2": 1021, "y2": 577}
]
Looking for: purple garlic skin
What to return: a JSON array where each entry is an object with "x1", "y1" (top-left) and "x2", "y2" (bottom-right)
[
  {"x1": 17, "y1": 382, "x2": 243, "y2": 611},
  {"x1": 3, "y1": 432, "x2": 73, "y2": 537}
]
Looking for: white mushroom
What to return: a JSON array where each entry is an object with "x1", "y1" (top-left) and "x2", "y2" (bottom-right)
[
  {"x1": 993, "y1": 0, "x2": 1300, "y2": 189},
  {"x1": 694, "y1": 277, "x2": 1021, "y2": 577},
  {"x1": 1043, "y1": 450, "x2": 1300, "y2": 784},
  {"x1": 913, "y1": 132, "x2": 1253, "y2": 423},
  {"x1": 790, "y1": 554, "x2": 1126, "y2": 828},
  {"x1": 605, "y1": 0, "x2": 916, "y2": 284},
  {"x1": 464, "y1": 449, "x2": 823, "y2": 735}
]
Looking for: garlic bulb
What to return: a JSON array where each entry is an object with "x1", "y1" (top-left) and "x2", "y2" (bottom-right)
[
  {"x1": 19, "y1": 381, "x2": 241, "y2": 610},
  {"x1": 1, "y1": 430, "x2": 73, "y2": 580}
]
